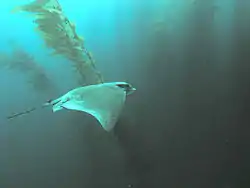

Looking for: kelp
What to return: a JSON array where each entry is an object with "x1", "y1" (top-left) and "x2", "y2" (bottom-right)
[
  {"x1": 12, "y1": 0, "x2": 104, "y2": 85},
  {"x1": 0, "y1": 43, "x2": 54, "y2": 92}
]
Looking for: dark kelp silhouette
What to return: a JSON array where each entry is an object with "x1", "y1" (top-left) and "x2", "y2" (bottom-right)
[{"x1": 0, "y1": 43, "x2": 54, "y2": 92}]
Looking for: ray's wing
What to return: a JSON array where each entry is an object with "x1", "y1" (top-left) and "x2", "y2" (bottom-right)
[{"x1": 60, "y1": 84, "x2": 126, "y2": 131}]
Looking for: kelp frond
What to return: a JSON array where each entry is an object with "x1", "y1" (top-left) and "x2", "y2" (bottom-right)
[{"x1": 12, "y1": 0, "x2": 104, "y2": 85}]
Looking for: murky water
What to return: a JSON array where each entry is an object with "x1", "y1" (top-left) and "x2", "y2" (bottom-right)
[{"x1": 0, "y1": 0, "x2": 249, "y2": 187}]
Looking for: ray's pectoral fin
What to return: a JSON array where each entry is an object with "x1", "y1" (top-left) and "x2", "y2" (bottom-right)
[
  {"x1": 57, "y1": 100, "x2": 122, "y2": 132},
  {"x1": 98, "y1": 112, "x2": 120, "y2": 132},
  {"x1": 78, "y1": 105, "x2": 122, "y2": 132}
]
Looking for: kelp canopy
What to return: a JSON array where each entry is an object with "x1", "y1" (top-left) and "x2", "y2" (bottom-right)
[{"x1": 12, "y1": 0, "x2": 104, "y2": 85}]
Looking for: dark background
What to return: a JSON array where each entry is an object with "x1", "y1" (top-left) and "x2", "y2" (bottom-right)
[{"x1": 1, "y1": 0, "x2": 250, "y2": 188}]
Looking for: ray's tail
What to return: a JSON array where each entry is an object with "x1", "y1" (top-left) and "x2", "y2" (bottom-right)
[
  {"x1": 7, "y1": 107, "x2": 37, "y2": 119},
  {"x1": 7, "y1": 99, "x2": 56, "y2": 120}
]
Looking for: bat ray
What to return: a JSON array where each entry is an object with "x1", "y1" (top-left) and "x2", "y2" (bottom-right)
[{"x1": 8, "y1": 82, "x2": 136, "y2": 132}]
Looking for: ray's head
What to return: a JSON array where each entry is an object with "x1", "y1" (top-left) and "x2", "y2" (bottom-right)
[
  {"x1": 106, "y1": 82, "x2": 136, "y2": 95},
  {"x1": 116, "y1": 82, "x2": 136, "y2": 95}
]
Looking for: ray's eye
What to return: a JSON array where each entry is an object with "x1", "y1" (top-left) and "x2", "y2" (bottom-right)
[
  {"x1": 116, "y1": 84, "x2": 129, "y2": 89},
  {"x1": 116, "y1": 83, "x2": 135, "y2": 95}
]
